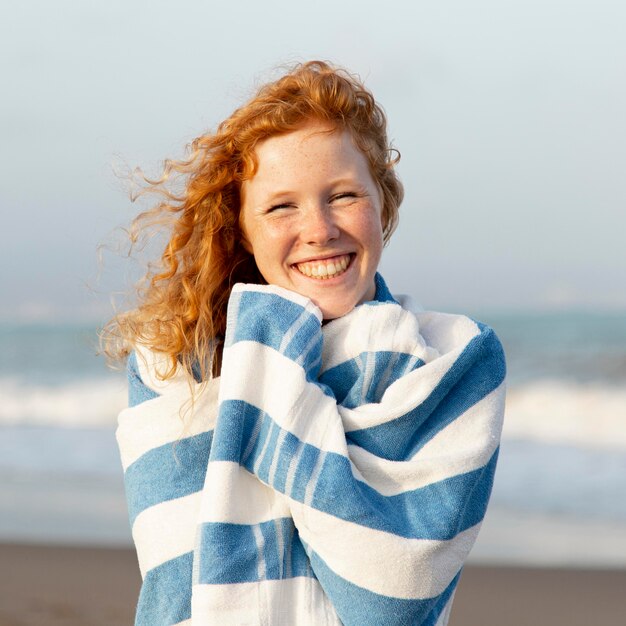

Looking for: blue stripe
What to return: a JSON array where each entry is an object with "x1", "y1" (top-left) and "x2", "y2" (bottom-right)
[
  {"x1": 306, "y1": 546, "x2": 460, "y2": 626},
  {"x1": 282, "y1": 314, "x2": 323, "y2": 367},
  {"x1": 195, "y1": 518, "x2": 312, "y2": 584},
  {"x1": 210, "y1": 401, "x2": 327, "y2": 504},
  {"x1": 270, "y1": 424, "x2": 304, "y2": 495},
  {"x1": 252, "y1": 418, "x2": 280, "y2": 477},
  {"x1": 320, "y1": 351, "x2": 425, "y2": 408},
  {"x1": 127, "y1": 351, "x2": 160, "y2": 407},
  {"x1": 226, "y1": 290, "x2": 327, "y2": 380},
  {"x1": 125, "y1": 431, "x2": 212, "y2": 525},
  {"x1": 347, "y1": 323, "x2": 506, "y2": 460},
  {"x1": 228, "y1": 292, "x2": 320, "y2": 350},
  {"x1": 308, "y1": 449, "x2": 499, "y2": 540},
  {"x1": 211, "y1": 399, "x2": 498, "y2": 539},
  {"x1": 373, "y1": 272, "x2": 398, "y2": 304},
  {"x1": 207, "y1": 400, "x2": 263, "y2": 466},
  {"x1": 135, "y1": 551, "x2": 192, "y2": 626}
]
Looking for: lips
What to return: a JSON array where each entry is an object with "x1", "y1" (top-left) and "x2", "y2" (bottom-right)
[{"x1": 294, "y1": 254, "x2": 352, "y2": 279}]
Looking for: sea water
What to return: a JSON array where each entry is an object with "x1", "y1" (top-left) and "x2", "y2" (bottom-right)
[{"x1": 1, "y1": 313, "x2": 625, "y2": 565}]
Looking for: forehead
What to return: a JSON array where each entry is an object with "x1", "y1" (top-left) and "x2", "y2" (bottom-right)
[{"x1": 248, "y1": 121, "x2": 371, "y2": 182}]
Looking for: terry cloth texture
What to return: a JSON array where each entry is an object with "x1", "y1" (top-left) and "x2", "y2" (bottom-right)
[{"x1": 117, "y1": 274, "x2": 506, "y2": 626}]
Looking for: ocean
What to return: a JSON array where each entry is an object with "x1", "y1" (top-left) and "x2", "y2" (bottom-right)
[{"x1": 1, "y1": 312, "x2": 625, "y2": 566}]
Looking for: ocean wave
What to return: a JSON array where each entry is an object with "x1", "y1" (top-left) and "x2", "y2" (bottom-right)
[
  {"x1": 0, "y1": 377, "x2": 126, "y2": 427},
  {"x1": 2, "y1": 376, "x2": 625, "y2": 449},
  {"x1": 504, "y1": 379, "x2": 626, "y2": 449}
]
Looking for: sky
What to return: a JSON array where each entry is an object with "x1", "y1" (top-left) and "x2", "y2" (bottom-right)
[{"x1": 1, "y1": 0, "x2": 625, "y2": 321}]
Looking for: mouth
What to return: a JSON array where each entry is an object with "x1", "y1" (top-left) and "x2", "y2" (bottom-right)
[{"x1": 293, "y1": 253, "x2": 353, "y2": 280}]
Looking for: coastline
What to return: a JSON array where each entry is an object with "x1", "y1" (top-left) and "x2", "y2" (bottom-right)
[{"x1": 1, "y1": 542, "x2": 624, "y2": 626}]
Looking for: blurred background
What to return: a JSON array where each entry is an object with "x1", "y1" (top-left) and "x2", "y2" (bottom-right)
[{"x1": 1, "y1": 0, "x2": 625, "y2": 603}]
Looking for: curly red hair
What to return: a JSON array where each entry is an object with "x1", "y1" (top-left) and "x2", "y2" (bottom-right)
[{"x1": 103, "y1": 60, "x2": 404, "y2": 379}]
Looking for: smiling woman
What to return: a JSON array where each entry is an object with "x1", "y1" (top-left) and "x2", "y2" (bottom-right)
[
  {"x1": 239, "y1": 121, "x2": 384, "y2": 319},
  {"x1": 103, "y1": 61, "x2": 506, "y2": 626}
]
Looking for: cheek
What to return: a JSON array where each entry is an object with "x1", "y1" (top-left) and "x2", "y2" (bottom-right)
[
  {"x1": 254, "y1": 221, "x2": 296, "y2": 256},
  {"x1": 245, "y1": 227, "x2": 288, "y2": 277},
  {"x1": 358, "y1": 210, "x2": 384, "y2": 248},
  {"x1": 240, "y1": 219, "x2": 271, "y2": 257}
]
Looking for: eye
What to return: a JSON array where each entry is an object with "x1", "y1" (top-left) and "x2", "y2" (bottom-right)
[
  {"x1": 267, "y1": 202, "x2": 294, "y2": 213},
  {"x1": 331, "y1": 192, "x2": 359, "y2": 202}
]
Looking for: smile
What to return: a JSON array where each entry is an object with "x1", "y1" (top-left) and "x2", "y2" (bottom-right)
[{"x1": 294, "y1": 254, "x2": 352, "y2": 279}]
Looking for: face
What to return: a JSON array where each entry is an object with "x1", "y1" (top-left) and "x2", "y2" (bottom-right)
[{"x1": 239, "y1": 121, "x2": 384, "y2": 320}]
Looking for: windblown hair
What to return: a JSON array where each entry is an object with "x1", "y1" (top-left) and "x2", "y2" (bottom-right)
[{"x1": 102, "y1": 60, "x2": 404, "y2": 380}]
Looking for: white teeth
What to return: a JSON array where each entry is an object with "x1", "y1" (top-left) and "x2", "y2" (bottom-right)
[{"x1": 295, "y1": 255, "x2": 351, "y2": 279}]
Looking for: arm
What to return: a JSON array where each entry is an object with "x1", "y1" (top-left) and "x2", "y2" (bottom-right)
[{"x1": 206, "y1": 284, "x2": 505, "y2": 625}]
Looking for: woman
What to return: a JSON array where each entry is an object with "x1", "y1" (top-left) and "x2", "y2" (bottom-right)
[{"x1": 106, "y1": 61, "x2": 506, "y2": 626}]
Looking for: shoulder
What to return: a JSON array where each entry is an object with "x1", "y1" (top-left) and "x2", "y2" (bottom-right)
[
  {"x1": 125, "y1": 344, "x2": 200, "y2": 407},
  {"x1": 126, "y1": 350, "x2": 160, "y2": 407}
]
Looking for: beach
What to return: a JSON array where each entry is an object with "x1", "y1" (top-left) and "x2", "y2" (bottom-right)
[{"x1": 1, "y1": 542, "x2": 624, "y2": 626}]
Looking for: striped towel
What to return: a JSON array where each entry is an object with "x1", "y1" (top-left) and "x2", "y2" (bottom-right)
[{"x1": 117, "y1": 274, "x2": 506, "y2": 625}]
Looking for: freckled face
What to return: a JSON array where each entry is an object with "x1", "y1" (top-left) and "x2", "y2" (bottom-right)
[{"x1": 239, "y1": 121, "x2": 384, "y2": 320}]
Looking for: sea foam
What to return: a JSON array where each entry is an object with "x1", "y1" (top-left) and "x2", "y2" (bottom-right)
[
  {"x1": 2, "y1": 375, "x2": 625, "y2": 451},
  {"x1": 504, "y1": 379, "x2": 626, "y2": 450},
  {"x1": 0, "y1": 377, "x2": 126, "y2": 427}
]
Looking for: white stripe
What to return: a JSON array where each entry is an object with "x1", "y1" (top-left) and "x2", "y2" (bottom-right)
[
  {"x1": 304, "y1": 450, "x2": 327, "y2": 507},
  {"x1": 220, "y1": 342, "x2": 348, "y2": 456},
  {"x1": 373, "y1": 350, "x2": 399, "y2": 401},
  {"x1": 279, "y1": 308, "x2": 313, "y2": 354},
  {"x1": 285, "y1": 522, "x2": 295, "y2": 578},
  {"x1": 268, "y1": 428, "x2": 288, "y2": 486},
  {"x1": 223, "y1": 289, "x2": 243, "y2": 347},
  {"x1": 284, "y1": 440, "x2": 305, "y2": 498},
  {"x1": 359, "y1": 350, "x2": 374, "y2": 404},
  {"x1": 403, "y1": 353, "x2": 422, "y2": 377},
  {"x1": 241, "y1": 410, "x2": 263, "y2": 464},
  {"x1": 294, "y1": 329, "x2": 322, "y2": 368},
  {"x1": 253, "y1": 420, "x2": 276, "y2": 475},
  {"x1": 117, "y1": 380, "x2": 219, "y2": 470},
  {"x1": 197, "y1": 461, "x2": 291, "y2": 524},
  {"x1": 347, "y1": 384, "x2": 505, "y2": 496},
  {"x1": 415, "y1": 310, "x2": 480, "y2": 356},
  {"x1": 291, "y1": 501, "x2": 481, "y2": 600},
  {"x1": 307, "y1": 348, "x2": 323, "y2": 375},
  {"x1": 132, "y1": 491, "x2": 202, "y2": 578},
  {"x1": 321, "y1": 302, "x2": 441, "y2": 371},
  {"x1": 133, "y1": 342, "x2": 200, "y2": 394},
  {"x1": 192, "y1": 578, "x2": 341, "y2": 626},
  {"x1": 252, "y1": 524, "x2": 266, "y2": 579},
  {"x1": 273, "y1": 518, "x2": 285, "y2": 578}
]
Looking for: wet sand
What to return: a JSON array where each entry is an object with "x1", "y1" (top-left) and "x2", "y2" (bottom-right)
[{"x1": 1, "y1": 542, "x2": 624, "y2": 625}]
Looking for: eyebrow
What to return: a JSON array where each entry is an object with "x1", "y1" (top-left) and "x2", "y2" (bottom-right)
[{"x1": 255, "y1": 176, "x2": 365, "y2": 200}]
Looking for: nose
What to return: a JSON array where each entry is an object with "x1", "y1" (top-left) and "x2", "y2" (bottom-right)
[{"x1": 301, "y1": 204, "x2": 340, "y2": 245}]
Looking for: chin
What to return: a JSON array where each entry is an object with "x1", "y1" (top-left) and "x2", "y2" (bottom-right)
[
  {"x1": 310, "y1": 283, "x2": 376, "y2": 321},
  {"x1": 316, "y1": 299, "x2": 359, "y2": 321}
]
